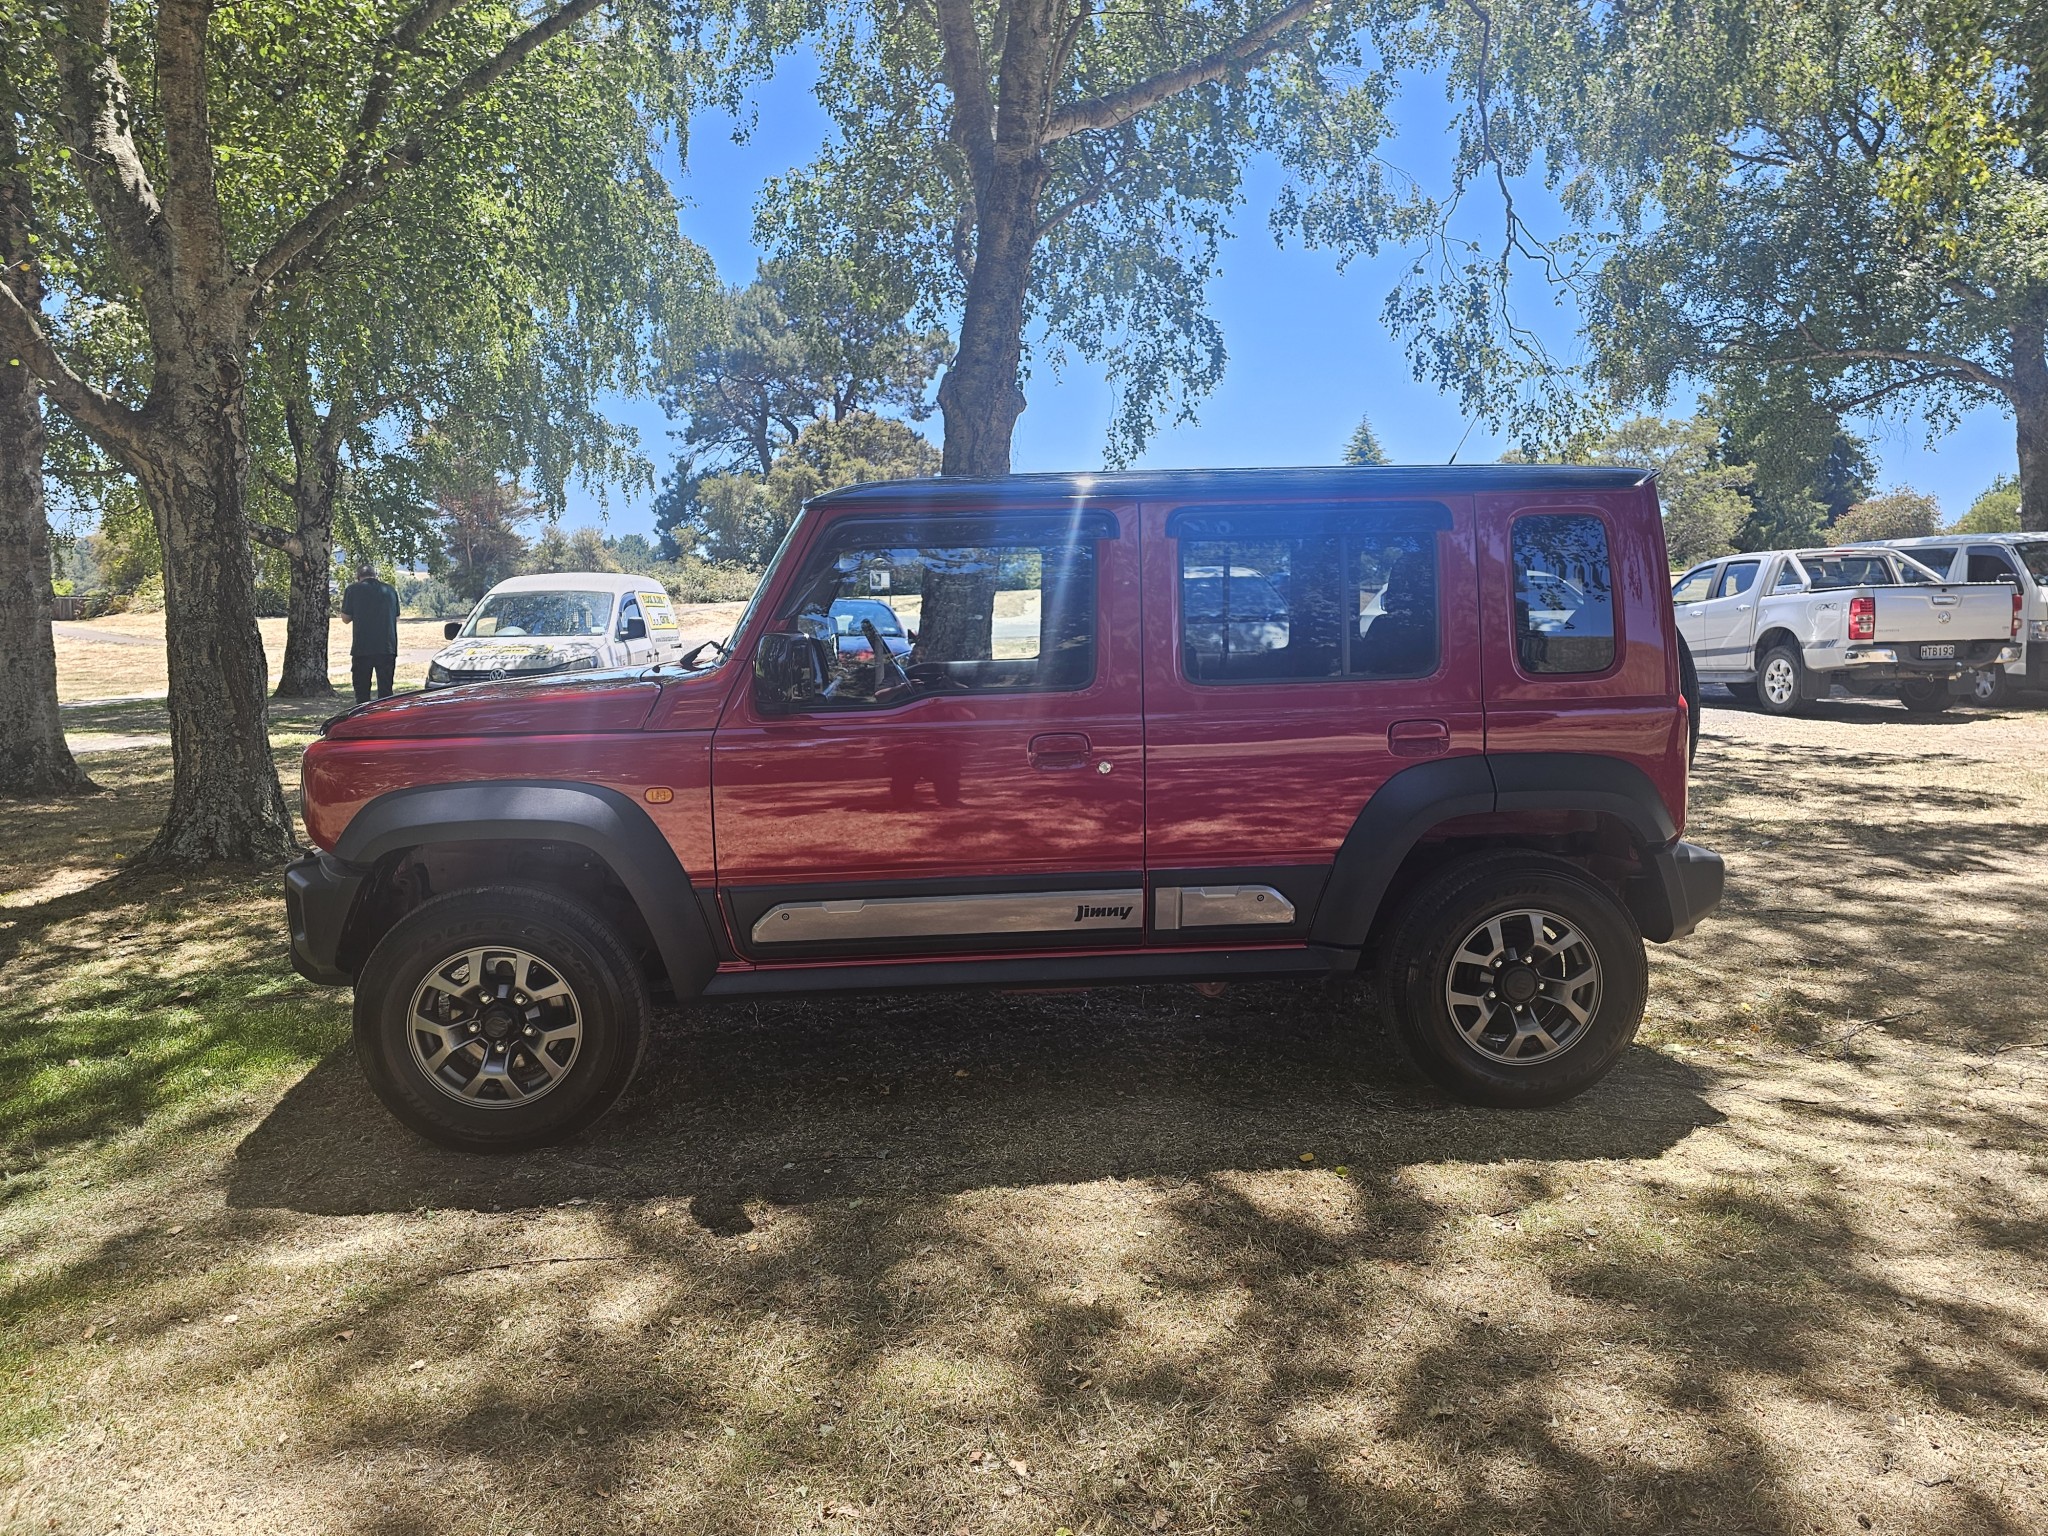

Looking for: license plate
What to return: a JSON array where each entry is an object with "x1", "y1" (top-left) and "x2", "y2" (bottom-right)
[{"x1": 1919, "y1": 643, "x2": 1955, "y2": 660}]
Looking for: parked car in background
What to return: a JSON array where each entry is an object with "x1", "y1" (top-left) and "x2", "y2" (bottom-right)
[
  {"x1": 1672, "y1": 546, "x2": 2019, "y2": 714},
  {"x1": 1879, "y1": 533, "x2": 2048, "y2": 706},
  {"x1": 425, "y1": 574, "x2": 685, "y2": 689},
  {"x1": 799, "y1": 597, "x2": 914, "y2": 662},
  {"x1": 287, "y1": 464, "x2": 1721, "y2": 1150}
]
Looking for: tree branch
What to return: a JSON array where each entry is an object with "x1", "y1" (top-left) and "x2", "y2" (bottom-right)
[
  {"x1": 933, "y1": 0, "x2": 997, "y2": 186},
  {"x1": 248, "y1": 519, "x2": 305, "y2": 559},
  {"x1": 0, "y1": 276, "x2": 147, "y2": 457},
  {"x1": 1778, "y1": 336, "x2": 2013, "y2": 397},
  {"x1": 52, "y1": 0, "x2": 169, "y2": 287},
  {"x1": 1042, "y1": 0, "x2": 1328, "y2": 142},
  {"x1": 244, "y1": 0, "x2": 607, "y2": 301}
]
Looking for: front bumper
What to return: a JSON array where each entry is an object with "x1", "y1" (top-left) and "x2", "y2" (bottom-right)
[
  {"x1": 1629, "y1": 840, "x2": 1725, "y2": 943},
  {"x1": 285, "y1": 851, "x2": 369, "y2": 985}
]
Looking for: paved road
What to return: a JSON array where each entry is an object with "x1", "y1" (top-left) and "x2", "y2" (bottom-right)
[{"x1": 53, "y1": 623, "x2": 155, "y2": 647}]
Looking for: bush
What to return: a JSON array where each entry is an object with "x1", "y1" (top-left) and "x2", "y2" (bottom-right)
[
  {"x1": 1952, "y1": 476, "x2": 2021, "y2": 535},
  {"x1": 252, "y1": 582, "x2": 291, "y2": 618},
  {"x1": 1826, "y1": 488, "x2": 1942, "y2": 545},
  {"x1": 396, "y1": 573, "x2": 461, "y2": 618},
  {"x1": 653, "y1": 557, "x2": 760, "y2": 604}
]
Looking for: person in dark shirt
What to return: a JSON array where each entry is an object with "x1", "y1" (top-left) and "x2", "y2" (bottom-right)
[{"x1": 340, "y1": 561, "x2": 401, "y2": 701}]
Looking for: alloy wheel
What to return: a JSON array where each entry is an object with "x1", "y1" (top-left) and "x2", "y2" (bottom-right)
[
  {"x1": 1762, "y1": 655, "x2": 1797, "y2": 707},
  {"x1": 1442, "y1": 909, "x2": 1604, "y2": 1065},
  {"x1": 406, "y1": 946, "x2": 585, "y2": 1107}
]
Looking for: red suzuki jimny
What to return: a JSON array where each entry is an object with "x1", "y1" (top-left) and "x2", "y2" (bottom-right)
[{"x1": 288, "y1": 466, "x2": 1723, "y2": 1151}]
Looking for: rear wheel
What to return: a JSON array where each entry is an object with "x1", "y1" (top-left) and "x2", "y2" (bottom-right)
[
  {"x1": 1377, "y1": 853, "x2": 1647, "y2": 1108},
  {"x1": 1677, "y1": 634, "x2": 1701, "y2": 763},
  {"x1": 1756, "y1": 644, "x2": 1805, "y2": 716},
  {"x1": 1898, "y1": 678, "x2": 1953, "y2": 714},
  {"x1": 1965, "y1": 667, "x2": 2009, "y2": 708},
  {"x1": 354, "y1": 885, "x2": 650, "y2": 1152}
]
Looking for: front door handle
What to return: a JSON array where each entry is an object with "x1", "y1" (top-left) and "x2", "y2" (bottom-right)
[
  {"x1": 1687, "y1": 605, "x2": 1706, "y2": 617},
  {"x1": 1388, "y1": 719, "x2": 1451, "y2": 758},
  {"x1": 1028, "y1": 731, "x2": 1092, "y2": 770}
]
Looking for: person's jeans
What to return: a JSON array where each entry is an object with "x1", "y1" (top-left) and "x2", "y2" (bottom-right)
[{"x1": 352, "y1": 652, "x2": 396, "y2": 702}]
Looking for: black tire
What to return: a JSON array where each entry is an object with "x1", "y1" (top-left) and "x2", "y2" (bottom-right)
[
  {"x1": 1377, "y1": 852, "x2": 1647, "y2": 1108},
  {"x1": 1677, "y1": 633, "x2": 1701, "y2": 764},
  {"x1": 1898, "y1": 678, "x2": 1953, "y2": 714},
  {"x1": 1964, "y1": 667, "x2": 2009, "y2": 708},
  {"x1": 1755, "y1": 643, "x2": 1806, "y2": 716},
  {"x1": 353, "y1": 885, "x2": 651, "y2": 1152},
  {"x1": 1724, "y1": 680, "x2": 1759, "y2": 707}
]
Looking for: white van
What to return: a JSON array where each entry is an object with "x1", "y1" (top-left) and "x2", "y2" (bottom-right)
[
  {"x1": 1879, "y1": 534, "x2": 2048, "y2": 705},
  {"x1": 425, "y1": 573, "x2": 685, "y2": 690}
]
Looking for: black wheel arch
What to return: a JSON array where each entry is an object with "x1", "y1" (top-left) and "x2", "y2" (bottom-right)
[
  {"x1": 315, "y1": 779, "x2": 718, "y2": 999},
  {"x1": 1310, "y1": 753, "x2": 1698, "y2": 955}
]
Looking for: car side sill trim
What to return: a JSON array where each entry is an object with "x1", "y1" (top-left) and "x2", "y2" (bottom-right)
[
  {"x1": 703, "y1": 946, "x2": 1344, "y2": 998},
  {"x1": 750, "y1": 888, "x2": 1145, "y2": 945}
]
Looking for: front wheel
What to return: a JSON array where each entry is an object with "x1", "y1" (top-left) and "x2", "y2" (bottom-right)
[
  {"x1": 1898, "y1": 678, "x2": 1953, "y2": 714},
  {"x1": 1377, "y1": 854, "x2": 1647, "y2": 1108},
  {"x1": 354, "y1": 885, "x2": 651, "y2": 1152}
]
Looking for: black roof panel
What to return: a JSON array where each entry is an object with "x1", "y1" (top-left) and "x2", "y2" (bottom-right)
[{"x1": 811, "y1": 463, "x2": 1651, "y2": 509}]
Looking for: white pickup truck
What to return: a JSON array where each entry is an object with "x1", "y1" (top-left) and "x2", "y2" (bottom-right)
[{"x1": 1671, "y1": 546, "x2": 2019, "y2": 715}]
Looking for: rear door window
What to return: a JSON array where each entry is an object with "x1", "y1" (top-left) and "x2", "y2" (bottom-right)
[
  {"x1": 1175, "y1": 506, "x2": 1443, "y2": 683},
  {"x1": 1512, "y1": 513, "x2": 1615, "y2": 674}
]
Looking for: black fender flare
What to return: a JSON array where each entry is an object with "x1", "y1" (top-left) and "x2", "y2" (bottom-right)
[
  {"x1": 333, "y1": 779, "x2": 718, "y2": 999},
  {"x1": 1310, "y1": 753, "x2": 1683, "y2": 951}
]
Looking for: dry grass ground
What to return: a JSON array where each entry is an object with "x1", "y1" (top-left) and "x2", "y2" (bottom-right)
[
  {"x1": 50, "y1": 605, "x2": 748, "y2": 703},
  {"x1": 2, "y1": 692, "x2": 2045, "y2": 1535}
]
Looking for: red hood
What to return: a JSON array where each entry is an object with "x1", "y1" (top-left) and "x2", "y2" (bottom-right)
[{"x1": 324, "y1": 671, "x2": 664, "y2": 739}]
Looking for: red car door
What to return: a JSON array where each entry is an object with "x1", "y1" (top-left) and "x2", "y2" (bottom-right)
[
  {"x1": 709, "y1": 501, "x2": 1146, "y2": 961},
  {"x1": 1139, "y1": 493, "x2": 1484, "y2": 942}
]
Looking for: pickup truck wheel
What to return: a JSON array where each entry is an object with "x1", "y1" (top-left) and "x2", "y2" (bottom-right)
[
  {"x1": 1898, "y1": 678, "x2": 1953, "y2": 714},
  {"x1": 1756, "y1": 645, "x2": 1805, "y2": 716},
  {"x1": 1378, "y1": 854, "x2": 1647, "y2": 1108},
  {"x1": 1965, "y1": 667, "x2": 2008, "y2": 708},
  {"x1": 353, "y1": 885, "x2": 650, "y2": 1152}
]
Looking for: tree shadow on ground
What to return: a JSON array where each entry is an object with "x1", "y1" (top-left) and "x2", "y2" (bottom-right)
[{"x1": 227, "y1": 983, "x2": 1723, "y2": 1221}]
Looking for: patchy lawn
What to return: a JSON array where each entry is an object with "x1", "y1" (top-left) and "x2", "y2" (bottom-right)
[{"x1": 1, "y1": 694, "x2": 2045, "y2": 1535}]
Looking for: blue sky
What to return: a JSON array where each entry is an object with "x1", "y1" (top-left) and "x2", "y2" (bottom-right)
[{"x1": 567, "y1": 50, "x2": 2015, "y2": 537}]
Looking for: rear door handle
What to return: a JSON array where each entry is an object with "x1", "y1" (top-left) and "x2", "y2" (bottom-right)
[
  {"x1": 1388, "y1": 719, "x2": 1451, "y2": 758},
  {"x1": 1028, "y1": 731, "x2": 1092, "y2": 770}
]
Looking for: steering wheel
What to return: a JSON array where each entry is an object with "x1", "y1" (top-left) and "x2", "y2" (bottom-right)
[{"x1": 861, "y1": 618, "x2": 910, "y2": 693}]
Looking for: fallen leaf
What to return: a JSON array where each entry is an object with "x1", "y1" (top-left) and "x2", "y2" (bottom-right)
[
  {"x1": 221, "y1": 1314, "x2": 240, "y2": 1325},
  {"x1": 407, "y1": 1358, "x2": 427, "y2": 1372},
  {"x1": 334, "y1": 1329, "x2": 355, "y2": 1342},
  {"x1": 165, "y1": 1225, "x2": 185, "y2": 1236},
  {"x1": 953, "y1": 1069, "x2": 969, "y2": 1078},
  {"x1": 1150, "y1": 1510, "x2": 1170, "y2": 1531},
  {"x1": 81, "y1": 1324, "x2": 97, "y2": 1341},
  {"x1": 1005, "y1": 1457, "x2": 1028, "y2": 1479},
  {"x1": 1298, "y1": 1152, "x2": 1316, "y2": 1164},
  {"x1": 1333, "y1": 1165, "x2": 1351, "y2": 1178}
]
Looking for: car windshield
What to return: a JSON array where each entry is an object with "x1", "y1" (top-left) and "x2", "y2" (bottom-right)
[
  {"x1": 2015, "y1": 540, "x2": 2048, "y2": 586},
  {"x1": 461, "y1": 590, "x2": 613, "y2": 639},
  {"x1": 827, "y1": 599, "x2": 905, "y2": 636},
  {"x1": 1798, "y1": 554, "x2": 1897, "y2": 590}
]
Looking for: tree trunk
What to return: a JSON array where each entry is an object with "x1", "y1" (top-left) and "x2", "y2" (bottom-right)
[
  {"x1": 936, "y1": 157, "x2": 1047, "y2": 478},
  {"x1": 273, "y1": 498, "x2": 336, "y2": 697},
  {"x1": 0, "y1": 148, "x2": 95, "y2": 795},
  {"x1": 132, "y1": 369, "x2": 298, "y2": 865},
  {"x1": 0, "y1": 360, "x2": 96, "y2": 796},
  {"x1": 2013, "y1": 314, "x2": 2048, "y2": 534}
]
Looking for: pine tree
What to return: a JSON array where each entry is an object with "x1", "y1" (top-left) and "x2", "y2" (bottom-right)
[{"x1": 1343, "y1": 415, "x2": 1389, "y2": 465}]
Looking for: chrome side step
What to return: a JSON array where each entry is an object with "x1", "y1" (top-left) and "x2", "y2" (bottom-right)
[
  {"x1": 1152, "y1": 884, "x2": 1296, "y2": 931},
  {"x1": 752, "y1": 888, "x2": 1145, "y2": 945}
]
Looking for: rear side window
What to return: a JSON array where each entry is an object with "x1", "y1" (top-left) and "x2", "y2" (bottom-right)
[
  {"x1": 1902, "y1": 547, "x2": 1958, "y2": 580},
  {"x1": 1512, "y1": 513, "x2": 1615, "y2": 674},
  {"x1": 1176, "y1": 508, "x2": 1441, "y2": 683},
  {"x1": 1802, "y1": 554, "x2": 1896, "y2": 590},
  {"x1": 1773, "y1": 560, "x2": 1805, "y2": 592}
]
